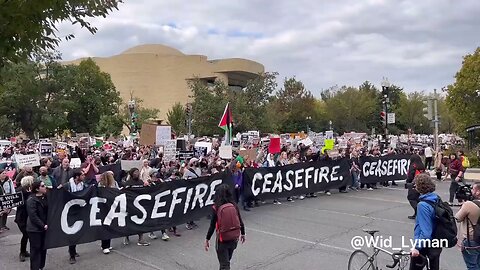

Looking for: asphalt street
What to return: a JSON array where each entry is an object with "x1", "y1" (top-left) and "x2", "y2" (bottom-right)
[{"x1": 0, "y1": 179, "x2": 470, "y2": 270}]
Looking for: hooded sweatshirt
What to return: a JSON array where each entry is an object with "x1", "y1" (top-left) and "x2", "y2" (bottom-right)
[{"x1": 414, "y1": 192, "x2": 439, "y2": 249}]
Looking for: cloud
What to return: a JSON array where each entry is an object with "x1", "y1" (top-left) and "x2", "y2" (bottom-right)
[{"x1": 56, "y1": 0, "x2": 480, "y2": 95}]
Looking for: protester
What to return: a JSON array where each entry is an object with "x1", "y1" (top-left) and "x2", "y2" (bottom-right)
[
  {"x1": 406, "y1": 154, "x2": 425, "y2": 219},
  {"x1": 455, "y1": 182, "x2": 480, "y2": 269},
  {"x1": 81, "y1": 155, "x2": 100, "y2": 184},
  {"x1": 184, "y1": 158, "x2": 201, "y2": 229},
  {"x1": 97, "y1": 171, "x2": 119, "y2": 254},
  {"x1": 205, "y1": 184, "x2": 245, "y2": 270},
  {"x1": 349, "y1": 150, "x2": 361, "y2": 191},
  {"x1": 424, "y1": 145, "x2": 434, "y2": 171},
  {"x1": 15, "y1": 166, "x2": 37, "y2": 187},
  {"x1": 448, "y1": 153, "x2": 465, "y2": 206},
  {"x1": 52, "y1": 158, "x2": 74, "y2": 188},
  {"x1": 63, "y1": 170, "x2": 88, "y2": 264},
  {"x1": 37, "y1": 166, "x2": 56, "y2": 189},
  {"x1": 123, "y1": 168, "x2": 150, "y2": 246},
  {"x1": 15, "y1": 176, "x2": 34, "y2": 262},
  {"x1": 26, "y1": 181, "x2": 48, "y2": 270},
  {"x1": 0, "y1": 169, "x2": 14, "y2": 231},
  {"x1": 410, "y1": 173, "x2": 442, "y2": 270}
]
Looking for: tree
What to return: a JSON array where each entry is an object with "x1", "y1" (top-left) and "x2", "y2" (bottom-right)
[
  {"x1": 0, "y1": 0, "x2": 122, "y2": 67},
  {"x1": 396, "y1": 92, "x2": 430, "y2": 134},
  {"x1": 446, "y1": 47, "x2": 480, "y2": 133},
  {"x1": 117, "y1": 97, "x2": 160, "y2": 133},
  {"x1": 167, "y1": 102, "x2": 187, "y2": 135},
  {"x1": 95, "y1": 114, "x2": 123, "y2": 138}
]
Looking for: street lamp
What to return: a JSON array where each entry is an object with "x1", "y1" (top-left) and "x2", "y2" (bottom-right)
[
  {"x1": 306, "y1": 116, "x2": 311, "y2": 133},
  {"x1": 128, "y1": 99, "x2": 137, "y2": 136},
  {"x1": 381, "y1": 77, "x2": 390, "y2": 149},
  {"x1": 329, "y1": 120, "x2": 332, "y2": 131}
]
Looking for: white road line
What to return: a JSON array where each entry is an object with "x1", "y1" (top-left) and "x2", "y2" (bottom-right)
[
  {"x1": 248, "y1": 227, "x2": 353, "y2": 253},
  {"x1": 111, "y1": 249, "x2": 165, "y2": 270}
]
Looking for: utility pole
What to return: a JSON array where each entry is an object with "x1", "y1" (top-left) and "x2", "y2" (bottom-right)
[
  {"x1": 433, "y1": 89, "x2": 439, "y2": 152},
  {"x1": 186, "y1": 103, "x2": 192, "y2": 138}
]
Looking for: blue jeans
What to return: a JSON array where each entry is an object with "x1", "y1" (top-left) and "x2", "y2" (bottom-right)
[
  {"x1": 463, "y1": 239, "x2": 480, "y2": 270},
  {"x1": 351, "y1": 172, "x2": 359, "y2": 188}
]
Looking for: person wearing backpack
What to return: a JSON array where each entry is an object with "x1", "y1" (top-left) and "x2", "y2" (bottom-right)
[
  {"x1": 410, "y1": 173, "x2": 443, "y2": 270},
  {"x1": 455, "y1": 182, "x2": 480, "y2": 270},
  {"x1": 205, "y1": 184, "x2": 246, "y2": 270}
]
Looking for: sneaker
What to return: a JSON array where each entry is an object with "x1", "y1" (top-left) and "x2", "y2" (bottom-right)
[
  {"x1": 408, "y1": 215, "x2": 416, "y2": 220},
  {"x1": 137, "y1": 241, "x2": 150, "y2": 246},
  {"x1": 123, "y1": 237, "x2": 130, "y2": 245},
  {"x1": 287, "y1": 197, "x2": 294, "y2": 202},
  {"x1": 69, "y1": 257, "x2": 76, "y2": 264},
  {"x1": 161, "y1": 233, "x2": 170, "y2": 241},
  {"x1": 367, "y1": 188, "x2": 374, "y2": 191},
  {"x1": 339, "y1": 190, "x2": 348, "y2": 193},
  {"x1": 273, "y1": 200, "x2": 282, "y2": 205},
  {"x1": 299, "y1": 195, "x2": 305, "y2": 200},
  {"x1": 149, "y1": 232, "x2": 158, "y2": 239},
  {"x1": 75, "y1": 253, "x2": 80, "y2": 257},
  {"x1": 243, "y1": 207, "x2": 251, "y2": 211},
  {"x1": 24, "y1": 251, "x2": 30, "y2": 257},
  {"x1": 19, "y1": 253, "x2": 26, "y2": 262},
  {"x1": 103, "y1": 248, "x2": 110, "y2": 254},
  {"x1": 186, "y1": 224, "x2": 193, "y2": 230},
  {"x1": 325, "y1": 192, "x2": 331, "y2": 196},
  {"x1": 447, "y1": 202, "x2": 453, "y2": 206},
  {"x1": 174, "y1": 232, "x2": 182, "y2": 237},
  {"x1": 311, "y1": 193, "x2": 317, "y2": 198}
]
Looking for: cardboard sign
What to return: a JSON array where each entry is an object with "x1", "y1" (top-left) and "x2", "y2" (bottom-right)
[
  {"x1": 219, "y1": 145, "x2": 233, "y2": 159},
  {"x1": 268, "y1": 137, "x2": 281, "y2": 154},
  {"x1": 156, "y1": 126, "x2": 172, "y2": 146},
  {"x1": 70, "y1": 158, "x2": 82, "y2": 169},
  {"x1": 39, "y1": 143, "x2": 53, "y2": 156},
  {"x1": 139, "y1": 123, "x2": 157, "y2": 146},
  {"x1": 120, "y1": 160, "x2": 143, "y2": 171},
  {"x1": 0, "y1": 192, "x2": 24, "y2": 210},
  {"x1": 15, "y1": 154, "x2": 40, "y2": 168},
  {"x1": 239, "y1": 148, "x2": 258, "y2": 162}
]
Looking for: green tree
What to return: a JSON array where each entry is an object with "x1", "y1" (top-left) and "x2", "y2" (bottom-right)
[
  {"x1": 446, "y1": 47, "x2": 480, "y2": 132},
  {"x1": 0, "y1": 0, "x2": 122, "y2": 67},
  {"x1": 95, "y1": 114, "x2": 123, "y2": 138},
  {"x1": 117, "y1": 97, "x2": 160, "y2": 133},
  {"x1": 167, "y1": 102, "x2": 187, "y2": 135},
  {"x1": 396, "y1": 92, "x2": 430, "y2": 134}
]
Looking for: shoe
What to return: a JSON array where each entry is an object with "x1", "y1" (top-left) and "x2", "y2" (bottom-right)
[
  {"x1": 19, "y1": 253, "x2": 26, "y2": 262},
  {"x1": 273, "y1": 200, "x2": 282, "y2": 205},
  {"x1": 123, "y1": 237, "x2": 130, "y2": 245},
  {"x1": 137, "y1": 241, "x2": 150, "y2": 246},
  {"x1": 447, "y1": 202, "x2": 453, "y2": 206},
  {"x1": 149, "y1": 232, "x2": 158, "y2": 239},
  {"x1": 367, "y1": 188, "x2": 374, "y2": 191},
  {"x1": 339, "y1": 190, "x2": 348, "y2": 193},
  {"x1": 69, "y1": 257, "x2": 76, "y2": 264},
  {"x1": 174, "y1": 232, "x2": 182, "y2": 237},
  {"x1": 325, "y1": 192, "x2": 331, "y2": 196},
  {"x1": 408, "y1": 215, "x2": 416, "y2": 220},
  {"x1": 192, "y1": 222, "x2": 199, "y2": 228},
  {"x1": 311, "y1": 193, "x2": 317, "y2": 198},
  {"x1": 2, "y1": 226, "x2": 9, "y2": 230},
  {"x1": 392, "y1": 182, "x2": 398, "y2": 186},
  {"x1": 287, "y1": 197, "x2": 293, "y2": 202},
  {"x1": 243, "y1": 207, "x2": 251, "y2": 211},
  {"x1": 186, "y1": 224, "x2": 193, "y2": 230},
  {"x1": 161, "y1": 233, "x2": 170, "y2": 241},
  {"x1": 75, "y1": 253, "x2": 80, "y2": 257},
  {"x1": 103, "y1": 248, "x2": 110, "y2": 254},
  {"x1": 24, "y1": 251, "x2": 30, "y2": 257},
  {"x1": 299, "y1": 195, "x2": 305, "y2": 200}
]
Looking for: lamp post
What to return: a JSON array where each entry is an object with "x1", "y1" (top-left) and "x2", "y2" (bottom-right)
[
  {"x1": 381, "y1": 77, "x2": 390, "y2": 149},
  {"x1": 306, "y1": 116, "x2": 311, "y2": 133},
  {"x1": 329, "y1": 120, "x2": 332, "y2": 131},
  {"x1": 128, "y1": 99, "x2": 137, "y2": 137}
]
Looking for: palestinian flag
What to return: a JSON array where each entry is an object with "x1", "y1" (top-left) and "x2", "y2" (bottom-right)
[{"x1": 218, "y1": 103, "x2": 233, "y2": 145}]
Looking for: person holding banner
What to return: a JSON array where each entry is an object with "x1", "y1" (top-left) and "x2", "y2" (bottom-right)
[
  {"x1": 81, "y1": 155, "x2": 99, "y2": 184},
  {"x1": 97, "y1": 171, "x2": 119, "y2": 254},
  {"x1": 26, "y1": 180, "x2": 48, "y2": 270},
  {"x1": 15, "y1": 176, "x2": 34, "y2": 262},
  {"x1": 52, "y1": 158, "x2": 74, "y2": 188}
]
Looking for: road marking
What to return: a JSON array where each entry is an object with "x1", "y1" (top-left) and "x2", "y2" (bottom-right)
[
  {"x1": 248, "y1": 227, "x2": 353, "y2": 253},
  {"x1": 111, "y1": 249, "x2": 165, "y2": 270}
]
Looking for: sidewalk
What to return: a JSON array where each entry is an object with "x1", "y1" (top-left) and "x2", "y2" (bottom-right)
[{"x1": 428, "y1": 168, "x2": 480, "y2": 182}]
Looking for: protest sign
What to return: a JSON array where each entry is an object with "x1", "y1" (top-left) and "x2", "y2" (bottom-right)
[
  {"x1": 163, "y1": 140, "x2": 177, "y2": 162},
  {"x1": 120, "y1": 160, "x2": 143, "y2": 171},
  {"x1": 243, "y1": 159, "x2": 351, "y2": 200},
  {"x1": 39, "y1": 143, "x2": 53, "y2": 156},
  {"x1": 359, "y1": 154, "x2": 411, "y2": 183},
  {"x1": 45, "y1": 172, "x2": 233, "y2": 248},
  {"x1": 155, "y1": 126, "x2": 171, "y2": 146},
  {"x1": 178, "y1": 151, "x2": 194, "y2": 162},
  {"x1": 0, "y1": 192, "x2": 24, "y2": 210},
  {"x1": 194, "y1": 142, "x2": 212, "y2": 157},
  {"x1": 219, "y1": 145, "x2": 233, "y2": 159},
  {"x1": 268, "y1": 137, "x2": 281, "y2": 154},
  {"x1": 139, "y1": 123, "x2": 157, "y2": 146},
  {"x1": 15, "y1": 154, "x2": 40, "y2": 168},
  {"x1": 300, "y1": 137, "x2": 313, "y2": 147},
  {"x1": 239, "y1": 148, "x2": 258, "y2": 162},
  {"x1": 70, "y1": 158, "x2": 82, "y2": 169}
]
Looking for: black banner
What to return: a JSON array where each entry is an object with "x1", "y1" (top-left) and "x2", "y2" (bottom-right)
[
  {"x1": 243, "y1": 159, "x2": 352, "y2": 200},
  {"x1": 45, "y1": 172, "x2": 233, "y2": 249},
  {"x1": 359, "y1": 154, "x2": 411, "y2": 184},
  {"x1": 0, "y1": 192, "x2": 24, "y2": 209}
]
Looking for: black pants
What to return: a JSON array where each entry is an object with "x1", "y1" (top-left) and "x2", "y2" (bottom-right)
[
  {"x1": 216, "y1": 239, "x2": 238, "y2": 270},
  {"x1": 449, "y1": 180, "x2": 463, "y2": 203},
  {"x1": 18, "y1": 225, "x2": 29, "y2": 254},
  {"x1": 425, "y1": 157, "x2": 433, "y2": 170},
  {"x1": 407, "y1": 187, "x2": 420, "y2": 216},
  {"x1": 101, "y1": 239, "x2": 111, "y2": 249},
  {"x1": 28, "y1": 231, "x2": 46, "y2": 270},
  {"x1": 69, "y1": 245, "x2": 77, "y2": 258},
  {"x1": 409, "y1": 248, "x2": 442, "y2": 270}
]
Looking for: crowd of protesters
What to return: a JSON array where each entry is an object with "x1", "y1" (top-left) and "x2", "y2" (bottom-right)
[{"x1": 0, "y1": 137, "x2": 473, "y2": 270}]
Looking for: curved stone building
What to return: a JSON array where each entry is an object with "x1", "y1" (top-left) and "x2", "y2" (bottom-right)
[{"x1": 65, "y1": 44, "x2": 265, "y2": 119}]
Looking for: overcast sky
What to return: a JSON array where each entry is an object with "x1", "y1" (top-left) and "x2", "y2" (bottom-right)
[{"x1": 57, "y1": 0, "x2": 480, "y2": 96}]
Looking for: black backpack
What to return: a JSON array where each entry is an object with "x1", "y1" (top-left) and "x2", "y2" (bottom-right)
[
  {"x1": 467, "y1": 201, "x2": 480, "y2": 244},
  {"x1": 422, "y1": 197, "x2": 458, "y2": 248}
]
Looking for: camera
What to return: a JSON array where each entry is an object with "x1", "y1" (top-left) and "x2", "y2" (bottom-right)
[{"x1": 456, "y1": 183, "x2": 474, "y2": 201}]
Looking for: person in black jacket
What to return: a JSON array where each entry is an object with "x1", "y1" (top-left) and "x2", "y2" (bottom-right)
[
  {"x1": 405, "y1": 154, "x2": 425, "y2": 219},
  {"x1": 26, "y1": 181, "x2": 48, "y2": 270},
  {"x1": 205, "y1": 184, "x2": 245, "y2": 270},
  {"x1": 15, "y1": 176, "x2": 34, "y2": 262}
]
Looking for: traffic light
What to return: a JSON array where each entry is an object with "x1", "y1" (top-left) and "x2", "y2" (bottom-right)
[{"x1": 423, "y1": 99, "x2": 433, "y2": 120}]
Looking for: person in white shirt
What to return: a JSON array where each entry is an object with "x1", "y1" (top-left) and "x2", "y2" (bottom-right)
[{"x1": 424, "y1": 145, "x2": 434, "y2": 170}]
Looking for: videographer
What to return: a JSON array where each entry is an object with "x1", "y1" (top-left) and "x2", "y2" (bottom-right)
[
  {"x1": 448, "y1": 153, "x2": 465, "y2": 206},
  {"x1": 455, "y1": 183, "x2": 480, "y2": 269}
]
